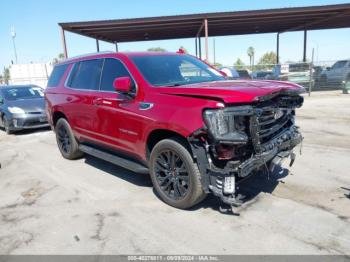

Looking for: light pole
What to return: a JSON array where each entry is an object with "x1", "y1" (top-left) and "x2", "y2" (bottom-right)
[{"x1": 10, "y1": 26, "x2": 18, "y2": 64}]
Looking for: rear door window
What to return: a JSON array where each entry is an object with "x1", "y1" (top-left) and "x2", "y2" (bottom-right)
[
  {"x1": 47, "y1": 64, "x2": 69, "y2": 87},
  {"x1": 68, "y1": 59, "x2": 103, "y2": 90},
  {"x1": 100, "y1": 58, "x2": 136, "y2": 93}
]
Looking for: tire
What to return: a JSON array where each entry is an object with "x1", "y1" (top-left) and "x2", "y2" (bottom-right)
[
  {"x1": 55, "y1": 118, "x2": 83, "y2": 160},
  {"x1": 3, "y1": 116, "x2": 13, "y2": 135},
  {"x1": 149, "y1": 137, "x2": 206, "y2": 209}
]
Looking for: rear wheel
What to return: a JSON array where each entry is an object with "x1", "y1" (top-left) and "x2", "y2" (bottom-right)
[
  {"x1": 55, "y1": 118, "x2": 83, "y2": 159},
  {"x1": 149, "y1": 138, "x2": 206, "y2": 209}
]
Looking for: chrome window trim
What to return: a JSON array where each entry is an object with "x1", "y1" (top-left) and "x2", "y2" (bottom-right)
[{"x1": 64, "y1": 57, "x2": 138, "y2": 97}]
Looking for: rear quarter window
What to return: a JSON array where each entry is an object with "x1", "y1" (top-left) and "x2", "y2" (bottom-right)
[{"x1": 47, "y1": 64, "x2": 69, "y2": 87}]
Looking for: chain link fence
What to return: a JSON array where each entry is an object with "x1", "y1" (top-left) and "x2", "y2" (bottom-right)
[{"x1": 220, "y1": 60, "x2": 350, "y2": 94}]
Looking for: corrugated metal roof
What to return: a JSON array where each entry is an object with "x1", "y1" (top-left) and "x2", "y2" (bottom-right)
[{"x1": 59, "y1": 3, "x2": 350, "y2": 43}]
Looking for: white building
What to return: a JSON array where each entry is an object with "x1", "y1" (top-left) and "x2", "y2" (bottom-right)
[{"x1": 9, "y1": 63, "x2": 53, "y2": 88}]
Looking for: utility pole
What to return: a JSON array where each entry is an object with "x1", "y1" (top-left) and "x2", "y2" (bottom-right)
[{"x1": 10, "y1": 26, "x2": 18, "y2": 64}]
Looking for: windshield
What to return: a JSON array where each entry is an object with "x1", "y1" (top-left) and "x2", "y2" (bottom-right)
[
  {"x1": 3, "y1": 86, "x2": 44, "y2": 101},
  {"x1": 130, "y1": 54, "x2": 225, "y2": 87}
]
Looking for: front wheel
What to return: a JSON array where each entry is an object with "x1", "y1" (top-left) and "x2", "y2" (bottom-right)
[
  {"x1": 3, "y1": 116, "x2": 13, "y2": 135},
  {"x1": 55, "y1": 118, "x2": 83, "y2": 160},
  {"x1": 149, "y1": 138, "x2": 206, "y2": 209}
]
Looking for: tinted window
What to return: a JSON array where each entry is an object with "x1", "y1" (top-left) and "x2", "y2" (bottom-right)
[
  {"x1": 332, "y1": 61, "x2": 347, "y2": 69},
  {"x1": 68, "y1": 59, "x2": 103, "y2": 90},
  {"x1": 237, "y1": 70, "x2": 250, "y2": 78},
  {"x1": 47, "y1": 64, "x2": 69, "y2": 87},
  {"x1": 2, "y1": 86, "x2": 44, "y2": 101},
  {"x1": 289, "y1": 63, "x2": 309, "y2": 72},
  {"x1": 100, "y1": 58, "x2": 135, "y2": 93}
]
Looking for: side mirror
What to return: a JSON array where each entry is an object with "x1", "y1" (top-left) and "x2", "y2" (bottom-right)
[{"x1": 113, "y1": 76, "x2": 132, "y2": 93}]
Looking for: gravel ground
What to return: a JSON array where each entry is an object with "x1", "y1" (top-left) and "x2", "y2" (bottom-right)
[{"x1": 0, "y1": 90, "x2": 349, "y2": 255}]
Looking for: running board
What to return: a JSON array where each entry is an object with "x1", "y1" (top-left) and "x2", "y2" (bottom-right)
[{"x1": 79, "y1": 144, "x2": 149, "y2": 174}]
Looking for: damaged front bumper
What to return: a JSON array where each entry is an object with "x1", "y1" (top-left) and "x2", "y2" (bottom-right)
[
  {"x1": 188, "y1": 95, "x2": 304, "y2": 207},
  {"x1": 189, "y1": 126, "x2": 302, "y2": 206}
]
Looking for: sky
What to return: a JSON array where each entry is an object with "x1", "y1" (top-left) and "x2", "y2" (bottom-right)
[{"x1": 1, "y1": 0, "x2": 350, "y2": 70}]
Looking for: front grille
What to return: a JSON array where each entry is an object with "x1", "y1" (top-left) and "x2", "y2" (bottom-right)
[
  {"x1": 24, "y1": 120, "x2": 42, "y2": 127},
  {"x1": 23, "y1": 117, "x2": 47, "y2": 127},
  {"x1": 257, "y1": 108, "x2": 293, "y2": 144},
  {"x1": 250, "y1": 107, "x2": 294, "y2": 151},
  {"x1": 26, "y1": 112, "x2": 42, "y2": 115}
]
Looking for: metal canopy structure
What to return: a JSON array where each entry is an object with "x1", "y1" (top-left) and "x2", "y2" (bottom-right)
[{"x1": 59, "y1": 3, "x2": 350, "y2": 62}]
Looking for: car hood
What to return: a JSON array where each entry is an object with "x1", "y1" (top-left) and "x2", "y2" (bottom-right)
[
  {"x1": 158, "y1": 80, "x2": 303, "y2": 103},
  {"x1": 6, "y1": 98, "x2": 45, "y2": 112}
]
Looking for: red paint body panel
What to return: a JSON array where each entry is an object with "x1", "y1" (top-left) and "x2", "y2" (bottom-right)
[{"x1": 45, "y1": 52, "x2": 303, "y2": 163}]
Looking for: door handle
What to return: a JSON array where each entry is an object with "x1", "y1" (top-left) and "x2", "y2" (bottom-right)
[
  {"x1": 66, "y1": 97, "x2": 72, "y2": 102},
  {"x1": 92, "y1": 98, "x2": 103, "y2": 106},
  {"x1": 93, "y1": 98, "x2": 113, "y2": 106}
]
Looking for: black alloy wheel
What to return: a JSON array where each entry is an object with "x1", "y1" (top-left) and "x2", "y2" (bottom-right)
[
  {"x1": 57, "y1": 124, "x2": 71, "y2": 155},
  {"x1": 55, "y1": 118, "x2": 83, "y2": 159},
  {"x1": 150, "y1": 138, "x2": 206, "y2": 209},
  {"x1": 154, "y1": 150, "x2": 190, "y2": 200}
]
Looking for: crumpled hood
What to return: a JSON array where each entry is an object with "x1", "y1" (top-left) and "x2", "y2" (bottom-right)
[
  {"x1": 158, "y1": 80, "x2": 304, "y2": 103},
  {"x1": 7, "y1": 98, "x2": 46, "y2": 112}
]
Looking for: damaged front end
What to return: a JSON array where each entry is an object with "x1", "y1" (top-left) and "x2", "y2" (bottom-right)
[{"x1": 188, "y1": 92, "x2": 304, "y2": 207}]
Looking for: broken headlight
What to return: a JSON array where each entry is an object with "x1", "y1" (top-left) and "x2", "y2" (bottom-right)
[{"x1": 203, "y1": 109, "x2": 248, "y2": 143}]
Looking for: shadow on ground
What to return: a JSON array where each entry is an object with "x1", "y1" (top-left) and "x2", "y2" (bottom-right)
[
  {"x1": 191, "y1": 166, "x2": 290, "y2": 214},
  {"x1": 84, "y1": 154, "x2": 153, "y2": 187},
  {"x1": 0, "y1": 126, "x2": 51, "y2": 136},
  {"x1": 83, "y1": 153, "x2": 291, "y2": 214},
  {"x1": 341, "y1": 187, "x2": 350, "y2": 199}
]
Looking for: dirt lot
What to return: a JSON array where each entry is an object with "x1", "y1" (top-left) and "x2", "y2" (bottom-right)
[{"x1": 0, "y1": 91, "x2": 349, "y2": 255}]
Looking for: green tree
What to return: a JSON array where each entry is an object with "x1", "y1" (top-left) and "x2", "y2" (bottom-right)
[
  {"x1": 247, "y1": 46, "x2": 255, "y2": 69},
  {"x1": 147, "y1": 47, "x2": 167, "y2": 52},
  {"x1": 257, "y1": 51, "x2": 277, "y2": 70},
  {"x1": 213, "y1": 62, "x2": 223, "y2": 68},
  {"x1": 3, "y1": 67, "x2": 10, "y2": 85},
  {"x1": 52, "y1": 53, "x2": 66, "y2": 64},
  {"x1": 234, "y1": 58, "x2": 245, "y2": 69}
]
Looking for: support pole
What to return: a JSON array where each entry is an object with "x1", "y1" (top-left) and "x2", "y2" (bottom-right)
[
  {"x1": 60, "y1": 27, "x2": 68, "y2": 59},
  {"x1": 115, "y1": 42, "x2": 119, "y2": 52},
  {"x1": 303, "y1": 29, "x2": 307, "y2": 62},
  {"x1": 309, "y1": 48, "x2": 314, "y2": 97},
  {"x1": 195, "y1": 38, "x2": 198, "y2": 57},
  {"x1": 198, "y1": 37, "x2": 202, "y2": 59},
  {"x1": 96, "y1": 39, "x2": 100, "y2": 52},
  {"x1": 276, "y1": 33, "x2": 280, "y2": 64},
  {"x1": 213, "y1": 38, "x2": 216, "y2": 65},
  {"x1": 204, "y1": 18, "x2": 209, "y2": 61}
]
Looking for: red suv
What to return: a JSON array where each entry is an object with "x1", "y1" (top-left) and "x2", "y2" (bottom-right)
[{"x1": 45, "y1": 52, "x2": 303, "y2": 210}]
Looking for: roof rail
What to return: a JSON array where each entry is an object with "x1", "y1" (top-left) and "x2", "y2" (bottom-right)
[{"x1": 61, "y1": 51, "x2": 115, "y2": 64}]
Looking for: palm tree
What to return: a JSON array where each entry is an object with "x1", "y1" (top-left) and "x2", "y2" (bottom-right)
[{"x1": 247, "y1": 46, "x2": 255, "y2": 70}]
